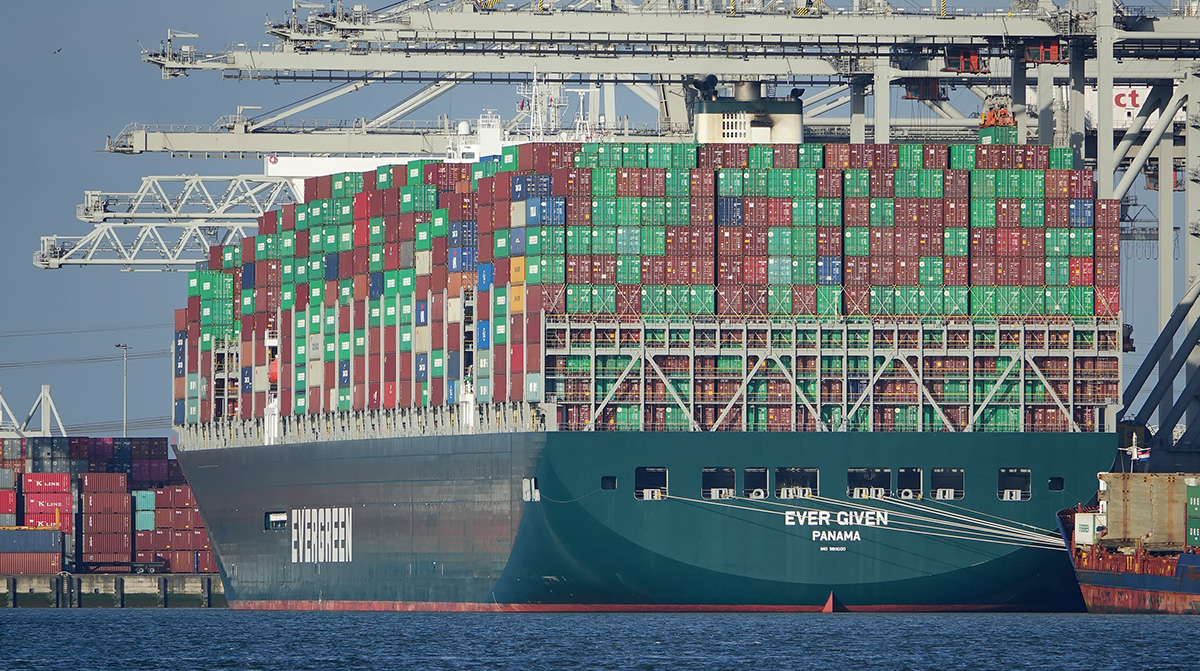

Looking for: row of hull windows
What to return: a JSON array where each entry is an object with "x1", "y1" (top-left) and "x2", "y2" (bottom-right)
[{"x1": 623, "y1": 467, "x2": 1063, "y2": 502}]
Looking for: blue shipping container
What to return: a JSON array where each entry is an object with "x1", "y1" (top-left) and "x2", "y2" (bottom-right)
[
  {"x1": 1069, "y1": 199, "x2": 1095, "y2": 227},
  {"x1": 415, "y1": 353, "x2": 429, "y2": 382},
  {"x1": 174, "y1": 330, "x2": 188, "y2": 354},
  {"x1": 241, "y1": 367, "x2": 253, "y2": 394},
  {"x1": 477, "y1": 320, "x2": 491, "y2": 350},
  {"x1": 241, "y1": 262, "x2": 256, "y2": 288},
  {"x1": 174, "y1": 354, "x2": 186, "y2": 378},
  {"x1": 510, "y1": 228, "x2": 527, "y2": 256},
  {"x1": 717, "y1": 198, "x2": 744, "y2": 226},
  {"x1": 448, "y1": 350, "x2": 461, "y2": 381},
  {"x1": 447, "y1": 380, "x2": 457, "y2": 405},
  {"x1": 338, "y1": 360, "x2": 351, "y2": 388},
  {"x1": 325, "y1": 253, "x2": 340, "y2": 280},
  {"x1": 173, "y1": 399, "x2": 186, "y2": 425},
  {"x1": 0, "y1": 529, "x2": 63, "y2": 553},
  {"x1": 817, "y1": 256, "x2": 843, "y2": 285},
  {"x1": 477, "y1": 263, "x2": 495, "y2": 291},
  {"x1": 416, "y1": 300, "x2": 429, "y2": 326},
  {"x1": 369, "y1": 272, "x2": 385, "y2": 299}
]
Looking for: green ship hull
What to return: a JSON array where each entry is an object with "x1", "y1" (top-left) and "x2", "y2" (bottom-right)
[{"x1": 178, "y1": 430, "x2": 1114, "y2": 611}]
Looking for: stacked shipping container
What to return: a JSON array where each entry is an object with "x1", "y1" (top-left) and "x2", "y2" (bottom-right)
[
  {"x1": 177, "y1": 139, "x2": 1120, "y2": 435},
  {"x1": 0, "y1": 437, "x2": 216, "y2": 575}
]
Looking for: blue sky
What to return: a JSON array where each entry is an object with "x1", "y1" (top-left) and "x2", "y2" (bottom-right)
[{"x1": 0, "y1": 1, "x2": 1175, "y2": 437}]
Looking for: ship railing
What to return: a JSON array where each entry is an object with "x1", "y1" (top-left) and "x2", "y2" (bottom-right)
[{"x1": 176, "y1": 400, "x2": 548, "y2": 450}]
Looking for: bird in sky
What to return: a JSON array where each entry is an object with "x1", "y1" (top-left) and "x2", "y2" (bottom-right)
[{"x1": 53, "y1": 48, "x2": 62, "y2": 54}]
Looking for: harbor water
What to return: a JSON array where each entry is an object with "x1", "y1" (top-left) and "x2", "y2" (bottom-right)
[{"x1": 1, "y1": 610, "x2": 1195, "y2": 670}]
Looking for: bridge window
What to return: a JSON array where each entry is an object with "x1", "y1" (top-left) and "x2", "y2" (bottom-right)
[
  {"x1": 1047, "y1": 476, "x2": 1064, "y2": 491},
  {"x1": 847, "y1": 468, "x2": 891, "y2": 499},
  {"x1": 931, "y1": 468, "x2": 965, "y2": 500},
  {"x1": 702, "y1": 467, "x2": 736, "y2": 500},
  {"x1": 775, "y1": 467, "x2": 818, "y2": 499},
  {"x1": 601, "y1": 476, "x2": 617, "y2": 491},
  {"x1": 635, "y1": 467, "x2": 667, "y2": 501},
  {"x1": 998, "y1": 468, "x2": 1032, "y2": 501},
  {"x1": 897, "y1": 468, "x2": 922, "y2": 500},
  {"x1": 265, "y1": 511, "x2": 288, "y2": 531},
  {"x1": 743, "y1": 467, "x2": 768, "y2": 499}
]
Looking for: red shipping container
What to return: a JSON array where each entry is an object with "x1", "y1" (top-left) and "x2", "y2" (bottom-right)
[
  {"x1": 744, "y1": 197, "x2": 769, "y2": 226},
  {"x1": 742, "y1": 256, "x2": 768, "y2": 285},
  {"x1": 997, "y1": 229, "x2": 1022, "y2": 256},
  {"x1": 83, "y1": 513, "x2": 132, "y2": 534},
  {"x1": 1095, "y1": 286, "x2": 1120, "y2": 316},
  {"x1": 82, "y1": 533, "x2": 132, "y2": 554},
  {"x1": 996, "y1": 199, "x2": 1023, "y2": 227},
  {"x1": 844, "y1": 198, "x2": 871, "y2": 227},
  {"x1": 792, "y1": 285, "x2": 817, "y2": 314},
  {"x1": 690, "y1": 197, "x2": 715, "y2": 226},
  {"x1": 21, "y1": 473, "x2": 69, "y2": 493},
  {"x1": 640, "y1": 257, "x2": 666, "y2": 285},
  {"x1": 1069, "y1": 257, "x2": 1094, "y2": 286},
  {"x1": 816, "y1": 227, "x2": 842, "y2": 256},
  {"x1": 843, "y1": 256, "x2": 870, "y2": 286},
  {"x1": 155, "y1": 509, "x2": 174, "y2": 529},
  {"x1": 870, "y1": 256, "x2": 896, "y2": 285},
  {"x1": 197, "y1": 550, "x2": 219, "y2": 573},
  {"x1": 168, "y1": 550, "x2": 196, "y2": 573},
  {"x1": 171, "y1": 508, "x2": 195, "y2": 529},
  {"x1": 816, "y1": 169, "x2": 843, "y2": 197},
  {"x1": 1095, "y1": 227, "x2": 1120, "y2": 256},
  {"x1": 944, "y1": 256, "x2": 970, "y2": 286},
  {"x1": 616, "y1": 286, "x2": 641, "y2": 315},
  {"x1": 24, "y1": 513, "x2": 73, "y2": 534},
  {"x1": 172, "y1": 530, "x2": 195, "y2": 550},
  {"x1": 23, "y1": 493, "x2": 73, "y2": 514},
  {"x1": 83, "y1": 493, "x2": 131, "y2": 514},
  {"x1": 1020, "y1": 257, "x2": 1046, "y2": 286},
  {"x1": 717, "y1": 256, "x2": 742, "y2": 285},
  {"x1": 895, "y1": 199, "x2": 920, "y2": 227},
  {"x1": 1095, "y1": 256, "x2": 1120, "y2": 286},
  {"x1": 0, "y1": 489, "x2": 13, "y2": 514},
  {"x1": 943, "y1": 199, "x2": 970, "y2": 227},
  {"x1": 894, "y1": 228, "x2": 920, "y2": 257},
  {"x1": 716, "y1": 286, "x2": 744, "y2": 315},
  {"x1": 869, "y1": 169, "x2": 895, "y2": 198},
  {"x1": 717, "y1": 228, "x2": 744, "y2": 255},
  {"x1": 0, "y1": 553, "x2": 62, "y2": 574},
  {"x1": 894, "y1": 257, "x2": 920, "y2": 285},
  {"x1": 870, "y1": 228, "x2": 895, "y2": 256},
  {"x1": 996, "y1": 256, "x2": 1021, "y2": 284},
  {"x1": 844, "y1": 286, "x2": 871, "y2": 316},
  {"x1": 135, "y1": 530, "x2": 157, "y2": 551}
]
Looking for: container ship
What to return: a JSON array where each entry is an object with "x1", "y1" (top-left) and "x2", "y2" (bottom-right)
[
  {"x1": 171, "y1": 94, "x2": 1122, "y2": 611},
  {"x1": 1058, "y1": 473, "x2": 1200, "y2": 614}
]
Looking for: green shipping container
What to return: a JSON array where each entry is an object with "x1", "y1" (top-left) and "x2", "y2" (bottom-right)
[
  {"x1": 817, "y1": 286, "x2": 842, "y2": 316},
  {"x1": 844, "y1": 227, "x2": 870, "y2": 256},
  {"x1": 919, "y1": 257, "x2": 944, "y2": 286},
  {"x1": 943, "y1": 287, "x2": 969, "y2": 315},
  {"x1": 717, "y1": 169, "x2": 744, "y2": 197},
  {"x1": 616, "y1": 256, "x2": 641, "y2": 284},
  {"x1": 870, "y1": 199, "x2": 895, "y2": 227},
  {"x1": 870, "y1": 287, "x2": 894, "y2": 315},
  {"x1": 768, "y1": 228, "x2": 793, "y2": 256},
  {"x1": 792, "y1": 227, "x2": 817, "y2": 257},
  {"x1": 1187, "y1": 484, "x2": 1200, "y2": 518},
  {"x1": 566, "y1": 285, "x2": 591, "y2": 314},
  {"x1": 1045, "y1": 228, "x2": 1071, "y2": 256},
  {"x1": 133, "y1": 490, "x2": 156, "y2": 511},
  {"x1": 793, "y1": 257, "x2": 817, "y2": 285},
  {"x1": 898, "y1": 144, "x2": 924, "y2": 169},
  {"x1": 971, "y1": 199, "x2": 997, "y2": 227},
  {"x1": 641, "y1": 285, "x2": 666, "y2": 314},
  {"x1": 816, "y1": 199, "x2": 842, "y2": 226},
  {"x1": 592, "y1": 227, "x2": 618, "y2": 255},
  {"x1": 792, "y1": 199, "x2": 818, "y2": 226},
  {"x1": 843, "y1": 169, "x2": 871, "y2": 197},
  {"x1": 943, "y1": 228, "x2": 969, "y2": 256},
  {"x1": 1069, "y1": 229, "x2": 1094, "y2": 257},
  {"x1": 690, "y1": 285, "x2": 715, "y2": 315},
  {"x1": 949, "y1": 144, "x2": 976, "y2": 170},
  {"x1": 665, "y1": 285, "x2": 691, "y2": 315},
  {"x1": 1069, "y1": 286, "x2": 1095, "y2": 316},
  {"x1": 749, "y1": 145, "x2": 774, "y2": 169},
  {"x1": 135, "y1": 510, "x2": 156, "y2": 531}
]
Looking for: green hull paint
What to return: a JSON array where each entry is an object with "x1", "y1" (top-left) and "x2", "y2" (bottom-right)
[{"x1": 179, "y1": 430, "x2": 1114, "y2": 611}]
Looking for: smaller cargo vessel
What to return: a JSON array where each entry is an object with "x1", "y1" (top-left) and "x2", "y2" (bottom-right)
[{"x1": 1058, "y1": 472, "x2": 1200, "y2": 614}]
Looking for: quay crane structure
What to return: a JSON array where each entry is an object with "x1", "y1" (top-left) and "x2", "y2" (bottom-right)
[{"x1": 31, "y1": 0, "x2": 1200, "y2": 464}]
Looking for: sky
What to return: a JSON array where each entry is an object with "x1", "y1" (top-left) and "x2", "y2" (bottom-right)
[{"x1": 0, "y1": 1, "x2": 1184, "y2": 439}]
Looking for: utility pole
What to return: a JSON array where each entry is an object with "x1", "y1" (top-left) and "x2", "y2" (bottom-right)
[{"x1": 115, "y1": 344, "x2": 131, "y2": 437}]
